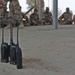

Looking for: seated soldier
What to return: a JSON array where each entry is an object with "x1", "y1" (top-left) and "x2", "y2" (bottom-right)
[
  {"x1": 30, "y1": 8, "x2": 39, "y2": 26},
  {"x1": 42, "y1": 7, "x2": 52, "y2": 25},
  {"x1": 59, "y1": 7, "x2": 72, "y2": 25},
  {"x1": 22, "y1": 13, "x2": 29, "y2": 26}
]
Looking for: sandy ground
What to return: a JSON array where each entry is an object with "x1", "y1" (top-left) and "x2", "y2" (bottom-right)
[{"x1": 0, "y1": 25, "x2": 75, "y2": 75}]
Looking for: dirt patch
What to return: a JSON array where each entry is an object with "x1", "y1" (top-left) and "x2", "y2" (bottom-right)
[{"x1": 23, "y1": 58, "x2": 61, "y2": 72}]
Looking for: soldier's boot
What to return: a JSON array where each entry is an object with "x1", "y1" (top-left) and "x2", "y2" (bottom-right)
[{"x1": 19, "y1": 21, "x2": 24, "y2": 29}]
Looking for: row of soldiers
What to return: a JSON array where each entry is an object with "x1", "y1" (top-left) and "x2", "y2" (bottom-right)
[
  {"x1": 23, "y1": 7, "x2": 75, "y2": 26},
  {"x1": 23, "y1": 7, "x2": 52, "y2": 26}
]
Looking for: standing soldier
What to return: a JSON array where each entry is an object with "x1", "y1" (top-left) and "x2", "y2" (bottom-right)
[
  {"x1": 59, "y1": 7, "x2": 72, "y2": 25},
  {"x1": 6, "y1": 0, "x2": 24, "y2": 28}
]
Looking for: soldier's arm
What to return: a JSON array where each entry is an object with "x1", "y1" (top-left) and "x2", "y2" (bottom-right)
[
  {"x1": 59, "y1": 13, "x2": 65, "y2": 20},
  {"x1": 58, "y1": 13, "x2": 64, "y2": 22}
]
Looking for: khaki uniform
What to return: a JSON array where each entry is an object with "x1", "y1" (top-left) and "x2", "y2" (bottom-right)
[
  {"x1": 30, "y1": 13, "x2": 39, "y2": 26},
  {"x1": 59, "y1": 12, "x2": 72, "y2": 25}
]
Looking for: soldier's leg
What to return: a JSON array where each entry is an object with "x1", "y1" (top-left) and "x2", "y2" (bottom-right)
[
  {"x1": 66, "y1": 20, "x2": 72, "y2": 25},
  {"x1": 59, "y1": 20, "x2": 65, "y2": 25},
  {"x1": 41, "y1": 18, "x2": 45, "y2": 25}
]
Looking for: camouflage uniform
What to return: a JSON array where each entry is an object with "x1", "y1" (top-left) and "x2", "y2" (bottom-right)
[
  {"x1": 59, "y1": 8, "x2": 72, "y2": 25},
  {"x1": 9, "y1": 0, "x2": 23, "y2": 26},
  {"x1": 42, "y1": 7, "x2": 52, "y2": 25},
  {"x1": 30, "y1": 9, "x2": 39, "y2": 26},
  {"x1": 22, "y1": 13, "x2": 29, "y2": 26},
  {"x1": 0, "y1": 1, "x2": 3, "y2": 27},
  {"x1": 0, "y1": 0, "x2": 7, "y2": 27}
]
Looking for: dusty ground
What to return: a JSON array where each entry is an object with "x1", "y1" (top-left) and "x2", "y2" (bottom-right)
[{"x1": 0, "y1": 25, "x2": 75, "y2": 75}]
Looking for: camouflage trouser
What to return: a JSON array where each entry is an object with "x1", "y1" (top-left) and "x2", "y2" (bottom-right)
[
  {"x1": 8, "y1": 11, "x2": 23, "y2": 26},
  {"x1": 30, "y1": 19, "x2": 40, "y2": 26},
  {"x1": 14, "y1": 13, "x2": 22, "y2": 23},
  {"x1": 0, "y1": 17, "x2": 8, "y2": 27},
  {"x1": 59, "y1": 20, "x2": 72, "y2": 25},
  {"x1": 41, "y1": 18, "x2": 52, "y2": 25}
]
